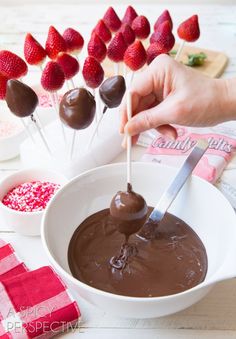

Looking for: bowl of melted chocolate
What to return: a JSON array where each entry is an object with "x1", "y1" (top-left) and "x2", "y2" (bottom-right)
[{"x1": 42, "y1": 162, "x2": 236, "y2": 318}]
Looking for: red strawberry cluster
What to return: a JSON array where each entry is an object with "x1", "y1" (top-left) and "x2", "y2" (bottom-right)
[
  {"x1": 22, "y1": 25, "x2": 84, "y2": 92},
  {"x1": 0, "y1": 6, "x2": 200, "y2": 100},
  {"x1": 146, "y1": 10, "x2": 200, "y2": 65}
]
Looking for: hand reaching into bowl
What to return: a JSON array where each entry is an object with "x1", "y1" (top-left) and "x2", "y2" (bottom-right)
[{"x1": 120, "y1": 54, "x2": 235, "y2": 145}]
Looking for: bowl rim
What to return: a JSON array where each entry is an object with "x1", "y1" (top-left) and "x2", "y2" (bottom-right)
[
  {"x1": 41, "y1": 162, "x2": 236, "y2": 302},
  {"x1": 0, "y1": 167, "x2": 68, "y2": 216}
]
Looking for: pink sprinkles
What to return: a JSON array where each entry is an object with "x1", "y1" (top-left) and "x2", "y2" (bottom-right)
[{"x1": 2, "y1": 181, "x2": 61, "y2": 212}]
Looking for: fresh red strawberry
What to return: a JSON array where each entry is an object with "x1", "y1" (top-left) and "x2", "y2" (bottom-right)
[
  {"x1": 146, "y1": 43, "x2": 164, "y2": 65},
  {"x1": 150, "y1": 21, "x2": 175, "y2": 53},
  {"x1": 24, "y1": 33, "x2": 46, "y2": 66},
  {"x1": 63, "y1": 27, "x2": 84, "y2": 54},
  {"x1": 0, "y1": 51, "x2": 28, "y2": 79},
  {"x1": 41, "y1": 61, "x2": 65, "y2": 91},
  {"x1": 103, "y1": 7, "x2": 121, "y2": 32},
  {"x1": 122, "y1": 5, "x2": 138, "y2": 25},
  {"x1": 57, "y1": 52, "x2": 79, "y2": 80},
  {"x1": 119, "y1": 24, "x2": 135, "y2": 45},
  {"x1": 154, "y1": 10, "x2": 173, "y2": 31},
  {"x1": 87, "y1": 33, "x2": 107, "y2": 62},
  {"x1": 124, "y1": 40, "x2": 147, "y2": 71},
  {"x1": 93, "y1": 20, "x2": 111, "y2": 44},
  {"x1": 0, "y1": 74, "x2": 8, "y2": 100},
  {"x1": 82, "y1": 56, "x2": 104, "y2": 89},
  {"x1": 45, "y1": 26, "x2": 67, "y2": 60},
  {"x1": 177, "y1": 15, "x2": 200, "y2": 42},
  {"x1": 107, "y1": 32, "x2": 127, "y2": 62},
  {"x1": 132, "y1": 15, "x2": 150, "y2": 40}
]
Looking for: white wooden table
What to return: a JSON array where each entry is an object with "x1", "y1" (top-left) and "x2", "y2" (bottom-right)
[{"x1": 1, "y1": 3, "x2": 236, "y2": 338}]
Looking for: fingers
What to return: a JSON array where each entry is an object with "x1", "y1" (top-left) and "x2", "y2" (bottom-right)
[
  {"x1": 120, "y1": 93, "x2": 157, "y2": 134},
  {"x1": 124, "y1": 100, "x2": 172, "y2": 136}
]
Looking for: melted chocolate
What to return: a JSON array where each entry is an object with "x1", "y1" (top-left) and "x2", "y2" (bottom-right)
[
  {"x1": 68, "y1": 208, "x2": 207, "y2": 297},
  {"x1": 6, "y1": 80, "x2": 38, "y2": 117},
  {"x1": 99, "y1": 75, "x2": 126, "y2": 113},
  {"x1": 59, "y1": 88, "x2": 96, "y2": 130},
  {"x1": 110, "y1": 183, "x2": 148, "y2": 237}
]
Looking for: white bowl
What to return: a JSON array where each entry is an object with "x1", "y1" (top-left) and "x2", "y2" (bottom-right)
[
  {"x1": 0, "y1": 168, "x2": 68, "y2": 236},
  {"x1": 0, "y1": 103, "x2": 26, "y2": 161},
  {"x1": 41, "y1": 162, "x2": 236, "y2": 318}
]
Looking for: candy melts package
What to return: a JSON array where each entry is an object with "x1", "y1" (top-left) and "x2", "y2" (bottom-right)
[{"x1": 140, "y1": 123, "x2": 236, "y2": 184}]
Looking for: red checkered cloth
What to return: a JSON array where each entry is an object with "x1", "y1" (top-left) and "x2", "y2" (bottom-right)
[
  {"x1": 0, "y1": 240, "x2": 28, "y2": 282},
  {"x1": 0, "y1": 266, "x2": 81, "y2": 338},
  {"x1": 0, "y1": 240, "x2": 81, "y2": 338}
]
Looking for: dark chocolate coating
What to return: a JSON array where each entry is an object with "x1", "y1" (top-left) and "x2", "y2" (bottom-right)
[
  {"x1": 110, "y1": 184, "x2": 148, "y2": 236},
  {"x1": 59, "y1": 88, "x2": 96, "y2": 130},
  {"x1": 99, "y1": 75, "x2": 126, "y2": 110},
  {"x1": 68, "y1": 208, "x2": 208, "y2": 297},
  {"x1": 6, "y1": 80, "x2": 38, "y2": 117}
]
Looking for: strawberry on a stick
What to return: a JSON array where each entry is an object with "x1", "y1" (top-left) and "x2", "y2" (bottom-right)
[
  {"x1": 57, "y1": 52, "x2": 79, "y2": 88},
  {"x1": 87, "y1": 33, "x2": 107, "y2": 63},
  {"x1": 122, "y1": 6, "x2": 138, "y2": 26},
  {"x1": 119, "y1": 24, "x2": 135, "y2": 46},
  {"x1": 0, "y1": 51, "x2": 28, "y2": 79},
  {"x1": 41, "y1": 61, "x2": 66, "y2": 144},
  {"x1": 150, "y1": 21, "x2": 175, "y2": 53},
  {"x1": 107, "y1": 32, "x2": 127, "y2": 75},
  {"x1": 93, "y1": 20, "x2": 111, "y2": 44},
  {"x1": 154, "y1": 10, "x2": 173, "y2": 31},
  {"x1": 24, "y1": 33, "x2": 47, "y2": 67},
  {"x1": 132, "y1": 15, "x2": 150, "y2": 40},
  {"x1": 175, "y1": 15, "x2": 200, "y2": 61},
  {"x1": 82, "y1": 56, "x2": 104, "y2": 139},
  {"x1": 45, "y1": 26, "x2": 67, "y2": 60},
  {"x1": 63, "y1": 28, "x2": 84, "y2": 55},
  {"x1": 103, "y1": 7, "x2": 121, "y2": 32},
  {"x1": 124, "y1": 40, "x2": 147, "y2": 72},
  {"x1": 82, "y1": 56, "x2": 104, "y2": 89}
]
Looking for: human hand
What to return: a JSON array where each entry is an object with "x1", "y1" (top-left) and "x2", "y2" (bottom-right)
[{"x1": 120, "y1": 54, "x2": 229, "y2": 145}]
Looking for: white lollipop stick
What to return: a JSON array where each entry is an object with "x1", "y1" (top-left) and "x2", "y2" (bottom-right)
[
  {"x1": 114, "y1": 62, "x2": 119, "y2": 76},
  {"x1": 70, "y1": 78, "x2": 75, "y2": 89},
  {"x1": 34, "y1": 111, "x2": 46, "y2": 135},
  {"x1": 31, "y1": 115, "x2": 52, "y2": 156},
  {"x1": 69, "y1": 130, "x2": 77, "y2": 160},
  {"x1": 123, "y1": 63, "x2": 127, "y2": 79},
  {"x1": 50, "y1": 92, "x2": 67, "y2": 145},
  {"x1": 87, "y1": 113, "x2": 103, "y2": 150},
  {"x1": 175, "y1": 40, "x2": 185, "y2": 61},
  {"x1": 21, "y1": 119, "x2": 35, "y2": 144},
  {"x1": 127, "y1": 89, "x2": 132, "y2": 186}
]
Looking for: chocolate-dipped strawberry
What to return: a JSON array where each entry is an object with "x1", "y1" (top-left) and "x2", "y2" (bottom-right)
[
  {"x1": 5, "y1": 79, "x2": 51, "y2": 155},
  {"x1": 6, "y1": 79, "x2": 38, "y2": 117},
  {"x1": 99, "y1": 75, "x2": 126, "y2": 114},
  {"x1": 59, "y1": 88, "x2": 96, "y2": 130},
  {"x1": 110, "y1": 183, "x2": 148, "y2": 238}
]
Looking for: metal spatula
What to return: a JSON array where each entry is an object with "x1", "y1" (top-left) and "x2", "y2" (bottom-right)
[{"x1": 138, "y1": 139, "x2": 209, "y2": 240}]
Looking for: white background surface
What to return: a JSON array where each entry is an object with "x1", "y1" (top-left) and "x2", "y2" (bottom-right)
[{"x1": 1, "y1": 2, "x2": 236, "y2": 338}]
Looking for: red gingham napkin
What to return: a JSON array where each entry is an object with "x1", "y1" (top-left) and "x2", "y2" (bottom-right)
[
  {"x1": 0, "y1": 240, "x2": 28, "y2": 282},
  {"x1": 0, "y1": 266, "x2": 81, "y2": 338},
  {"x1": 0, "y1": 240, "x2": 81, "y2": 338}
]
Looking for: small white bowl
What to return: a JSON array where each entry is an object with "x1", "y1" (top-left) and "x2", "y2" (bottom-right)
[
  {"x1": 0, "y1": 103, "x2": 26, "y2": 161},
  {"x1": 0, "y1": 168, "x2": 68, "y2": 236},
  {"x1": 42, "y1": 162, "x2": 236, "y2": 318}
]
